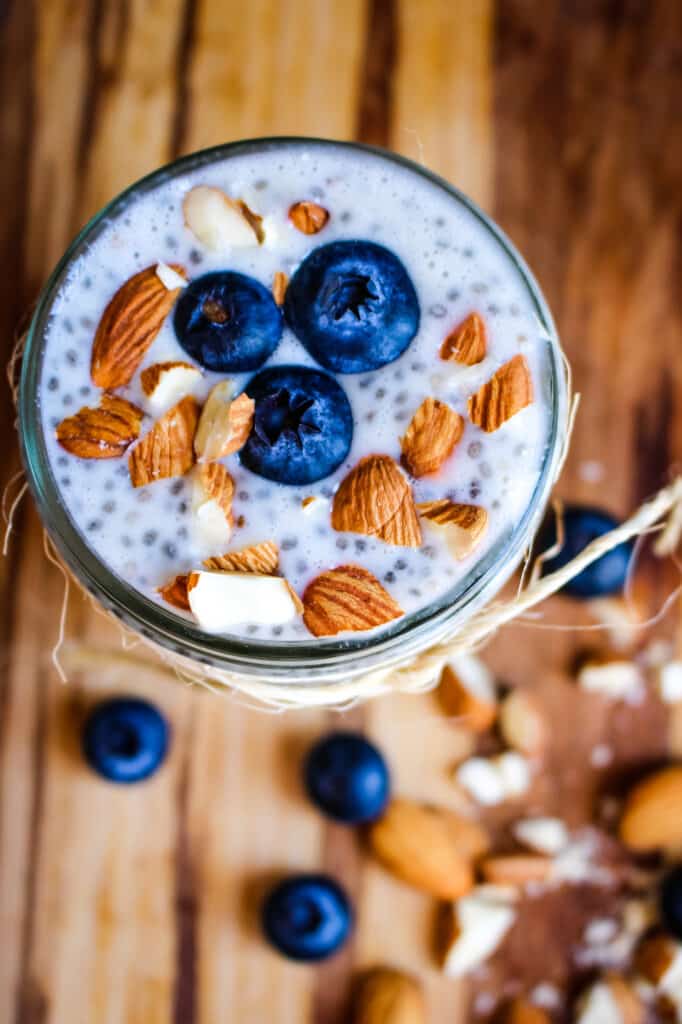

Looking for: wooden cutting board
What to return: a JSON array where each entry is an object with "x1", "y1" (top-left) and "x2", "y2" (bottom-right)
[{"x1": 1, "y1": 2, "x2": 680, "y2": 1022}]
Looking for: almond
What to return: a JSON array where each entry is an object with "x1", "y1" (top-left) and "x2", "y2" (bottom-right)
[
  {"x1": 187, "y1": 571, "x2": 301, "y2": 632},
  {"x1": 498, "y1": 999, "x2": 552, "y2": 1024},
  {"x1": 192, "y1": 462, "x2": 235, "y2": 548},
  {"x1": 155, "y1": 262, "x2": 188, "y2": 290},
  {"x1": 140, "y1": 360, "x2": 202, "y2": 414},
  {"x1": 512, "y1": 817, "x2": 570, "y2": 856},
  {"x1": 440, "y1": 312, "x2": 487, "y2": 366},
  {"x1": 417, "y1": 500, "x2": 488, "y2": 560},
  {"x1": 302, "y1": 564, "x2": 403, "y2": 638},
  {"x1": 288, "y1": 200, "x2": 330, "y2": 234},
  {"x1": 194, "y1": 381, "x2": 254, "y2": 461},
  {"x1": 498, "y1": 690, "x2": 547, "y2": 757},
  {"x1": 157, "y1": 574, "x2": 190, "y2": 611},
  {"x1": 619, "y1": 766, "x2": 682, "y2": 851},
  {"x1": 332, "y1": 455, "x2": 422, "y2": 547},
  {"x1": 479, "y1": 854, "x2": 553, "y2": 886},
  {"x1": 128, "y1": 396, "x2": 199, "y2": 487},
  {"x1": 440, "y1": 886, "x2": 517, "y2": 976},
  {"x1": 634, "y1": 933, "x2": 679, "y2": 986},
  {"x1": 658, "y1": 661, "x2": 682, "y2": 704},
  {"x1": 353, "y1": 967, "x2": 425, "y2": 1024},
  {"x1": 183, "y1": 185, "x2": 264, "y2": 248},
  {"x1": 467, "y1": 354, "x2": 533, "y2": 432},
  {"x1": 90, "y1": 264, "x2": 186, "y2": 388},
  {"x1": 203, "y1": 541, "x2": 279, "y2": 575},
  {"x1": 400, "y1": 398, "x2": 464, "y2": 477},
  {"x1": 436, "y1": 655, "x2": 498, "y2": 732},
  {"x1": 272, "y1": 270, "x2": 289, "y2": 305},
  {"x1": 576, "y1": 654, "x2": 643, "y2": 700},
  {"x1": 455, "y1": 752, "x2": 532, "y2": 806},
  {"x1": 56, "y1": 393, "x2": 143, "y2": 458},
  {"x1": 367, "y1": 798, "x2": 479, "y2": 899},
  {"x1": 575, "y1": 976, "x2": 644, "y2": 1024}
]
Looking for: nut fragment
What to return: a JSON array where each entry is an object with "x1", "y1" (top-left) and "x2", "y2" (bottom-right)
[
  {"x1": 634, "y1": 933, "x2": 682, "y2": 987},
  {"x1": 499, "y1": 690, "x2": 547, "y2": 757},
  {"x1": 455, "y1": 753, "x2": 532, "y2": 806},
  {"x1": 479, "y1": 854, "x2": 553, "y2": 886},
  {"x1": 332, "y1": 455, "x2": 422, "y2": 547},
  {"x1": 400, "y1": 398, "x2": 464, "y2": 477},
  {"x1": 183, "y1": 185, "x2": 264, "y2": 248},
  {"x1": 417, "y1": 500, "x2": 488, "y2": 560},
  {"x1": 657, "y1": 660, "x2": 682, "y2": 704},
  {"x1": 203, "y1": 541, "x2": 279, "y2": 575},
  {"x1": 288, "y1": 200, "x2": 330, "y2": 234},
  {"x1": 187, "y1": 571, "x2": 301, "y2": 632},
  {"x1": 440, "y1": 312, "x2": 487, "y2": 366},
  {"x1": 128, "y1": 396, "x2": 199, "y2": 487},
  {"x1": 512, "y1": 817, "x2": 570, "y2": 856},
  {"x1": 155, "y1": 262, "x2": 188, "y2": 290},
  {"x1": 157, "y1": 574, "x2": 190, "y2": 611},
  {"x1": 467, "y1": 354, "x2": 533, "y2": 432},
  {"x1": 194, "y1": 381, "x2": 254, "y2": 461},
  {"x1": 440, "y1": 886, "x2": 517, "y2": 976},
  {"x1": 577, "y1": 654, "x2": 643, "y2": 700},
  {"x1": 436, "y1": 654, "x2": 498, "y2": 732},
  {"x1": 56, "y1": 393, "x2": 143, "y2": 458},
  {"x1": 498, "y1": 999, "x2": 552, "y2": 1024},
  {"x1": 302, "y1": 564, "x2": 403, "y2": 638},
  {"x1": 140, "y1": 360, "x2": 202, "y2": 414},
  {"x1": 353, "y1": 967, "x2": 426, "y2": 1024},
  {"x1": 91, "y1": 264, "x2": 186, "y2": 388},
  {"x1": 192, "y1": 463, "x2": 235, "y2": 549},
  {"x1": 574, "y1": 976, "x2": 644, "y2": 1024},
  {"x1": 619, "y1": 766, "x2": 682, "y2": 852},
  {"x1": 272, "y1": 270, "x2": 289, "y2": 305}
]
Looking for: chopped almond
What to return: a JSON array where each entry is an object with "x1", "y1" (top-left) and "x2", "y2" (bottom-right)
[
  {"x1": 499, "y1": 690, "x2": 547, "y2": 757},
  {"x1": 634, "y1": 933, "x2": 682, "y2": 988},
  {"x1": 192, "y1": 463, "x2": 235, "y2": 548},
  {"x1": 155, "y1": 262, "x2": 188, "y2": 290},
  {"x1": 140, "y1": 360, "x2": 202, "y2": 414},
  {"x1": 288, "y1": 200, "x2": 330, "y2": 234},
  {"x1": 128, "y1": 396, "x2": 199, "y2": 487},
  {"x1": 479, "y1": 854, "x2": 553, "y2": 886},
  {"x1": 455, "y1": 752, "x2": 532, "y2": 806},
  {"x1": 417, "y1": 499, "x2": 488, "y2": 560},
  {"x1": 272, "y1": 270, "x2": 289, "y2": 305},
  {"x1": 574, "y1": 976, "x2": 644, "y2": 1024},
  {"x1": 187, "y1": 571, "x2": 300, "y2": 632},
  {"x1": 194, "y1": 381, "x2": 254, "y2": 461},
  {"x1": 158, "y1": 574, "x2": 190, "y2": 611},
  {"x1": 512, "y1": 817, "x2": 570, "y2": 856},
  {"x1": 203, "y1": 541, "x2": 279, "y2": 575},
  {"x1": 440, "y1": 886, "x2": 517, "y2": 977},
  {"x1": 56, "y1": 393, "x2": 143, "y2": 458},
  {"x1": 332, "y1": 455, "x2": 421, "y2": 547},
  {"x1": 436, "y1": 654, "x2": 498, "y2": 732},
  {"x1": 183, "y1": 185, "x2": 264, "y2": 248},
  {"x1": 302, "y1": 564, "x2": 403, "y2": 637},
  {"x1": 440, "y1": 312, "x2": 487, "y2": 366},
  {"x1": 467, "y1": 354, "x2": 533, "y2": 432},
  {"x1": 400, "y1": 397, "x2": 464, "y2": 477},
  {"x1": 576, "y1": 655, "x2": 643, "y2": 700}
]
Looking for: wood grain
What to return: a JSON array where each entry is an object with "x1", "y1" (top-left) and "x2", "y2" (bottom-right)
[{"x1": 0, "y1": 1, "x2": 681, "y2": 1023}]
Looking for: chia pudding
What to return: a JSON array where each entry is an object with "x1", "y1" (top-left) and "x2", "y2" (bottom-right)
[{"x1": 36, "y1": 141, "x2": 557, "y2": 642}]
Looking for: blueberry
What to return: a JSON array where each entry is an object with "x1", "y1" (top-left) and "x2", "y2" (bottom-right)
[
  {"x1": 661, "y1": 865, "x2": 682, "y2": 940},
  {"x1": 284, "y1": 240, "x2": 420, "y2": 373},
  {"x1": 82, "y1": 698, "x2": 169, "y2": 783},
  {"x1": 537, "y1": 505, "x2": 633, "y2": 598},
  {"x1": 240, "y1": 365, "x2": 353, "y2": 485},
  {"x1": 173, "y1": 271, "x2": 282, "y2": 372},
  {"x1": 261, "y1": 875, "x2": 352, "y2": 961},
  {"x1": 304, "y1": 732, "x2": 390, "y2": 824}
]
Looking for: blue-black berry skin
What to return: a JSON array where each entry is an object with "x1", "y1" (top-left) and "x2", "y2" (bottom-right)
[
  {"x1": 304, "y1": 732, "x2": 390, "y2": 824},
  {"x1": 661, "y1": 865, "x2": 682, "y2": 940},
  {"x1": 538, "y1": 505, "x2": 633, "y2": 598},
  {"x1": 82, "y1": 698, "x2": 169, "y2": 784},
  {"x1": 261, "y1": 874, "x2": 353, "y2": 961},
  {"x1": 284, "y1": 240, "x2": 420, "y2": 374},
  {"x1": 173, "y1": 270, "x2": 283, "y2": 372}
]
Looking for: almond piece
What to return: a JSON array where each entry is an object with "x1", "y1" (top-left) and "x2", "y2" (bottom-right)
[
  {"x1": 157, "y1": 574, "x2": 190, "y2": 611},
  {"x1": 619, "y1": 766, "x2": 682, "y2": 851},
  {"x1": 417, "y1": 500, "x2": 488, "y2": 560},
  {"x1": 440, "y1": 312, "x2": 487, "y2": 366},
  {"x1": 353, "y1": 967, "x2": 426, "y2": 1024},
  {"x1": 498, "y1": 999, "x2": 552, "y2": 1024},
  {"x1": 183, "y1": 185, "x2": 264, "y2": 248},
  {"x1": 634, "y1": 933, "x2": 681, "y2": 987},
  {"x1": 440, "y1": 886, "x2": 517, "y2": 976},
  {"x1": 499, "y1": 691, "x2": 547, "y2": 757},
  {"x1": 288, "y1": 200, "x2": 330, "y2": 234},
  {"x1": 512, "y1": 817, "x2": 570, "y2": 856},
  {"x1": 577, "y1": 654, "x2": 643, "y2": 700},
  {"x1": 192, "y1": 462, "x2": 235, "y2": 548},
  {"x1": 658, "y1": 661, "x2": 682, "y2": 704},
  {"x1": 575, "y1": 976, "x2": 644, "y2": 1024},
  {"x1": 455, "y1": 752, "x2": 532, "y2": 806},
  {"x1": 332, "y1": 455, "x2": 422, "y2": 547},
  {"x1": 187, "y1": 571, "x2": 300, "y2": 632},
  {"x1": 272, "y1": 270, "x2": 289, "y2": 305},
  {"x1": 91, "y1": 264, "x2": 186, "y2": 388},
  {"x1": 56, "y1": 393, "x2": 143, "y2": 458},
  {"x1": 128, "y1": 396, "x2": 199, "y2": 487},
  {"x1": 155, "y1": 262, "x2": 188, "y2": 290},
  {"x1": 436, "y1": 654, "x2": 498, "y2": 732},
  {"x1": 367, "y1": 798, "x2": 478, "y2": 899},
  {"x1": 140, "y1": 360, "x2": 202, "y2": 414},
  {"x1": 302, "y1": 564, "x2": 403, "y2": 638},
  {"x1": 467, "y1": 354, "x2": 533, "y2": 432},
  {"x1": 194, "y1": 381, "x2": 255, "y2": 461},
  {"x1": 400, "y1": 398, "x2": 464, "y2": 477},
  {"x1": 479, "y1": 854, "x2": 553, "y2": 886},
  {"x1": 203, "y1": 541, "x2": 279, "y2": 575}
]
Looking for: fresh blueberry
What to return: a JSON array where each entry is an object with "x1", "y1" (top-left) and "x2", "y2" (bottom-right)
[
  {"x1": 261, "y1": 874, "x2": 352, "y2": 961},
  {"x1": 304, "y1": 732, "x2": 390, "y2": 824},
  {"x1": 284, "y1": 240, "x2": 420, "y2": 373},
  {"x1": 82, "y1": 698, "x2": 169, "y2": 783},
  {"x1": 173, "y1": 271, "x2": 282, "y2": 372},
  {"x1": 240, "y1": 364, "x2": 353, "y2": 485},
  {"x1": 661, "y1": 865, "x2": 682, "y2": 940},
  {"x1": 537, "y1": 505, "x2": 633, "y2": 598}
]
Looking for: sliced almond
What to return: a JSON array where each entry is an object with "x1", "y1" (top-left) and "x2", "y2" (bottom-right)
[
  {"x1": 400, "y1": 398, "x2": 464, "y2": 477},
  {"x1": 367, "y1": 798, "x2": 479, "y2": 899},
  {"x1": 187, "y1": 571, "x2": 300, "y2": 632},
  {"x1": 157, "y1": 574, "x2": 190, "y2": 611},
  {"x1": 512, "y1": 817, "x2": 570, "y2": 856},
  {"x1": 155, "y1": 262, "x2": 188, "y2": 290},
  {"x1": 440, "y1": 312, "x2": 487, "y2": 366},
  {"x1": 417, "y1": 499, "x2": 488, "y2": 560},
  {"x1": 332, "y1": 455, "x2": 421, "y2": 547},
  {"x1": 140, "y1": 360, "x2": 202, "y2": 414},
  {"x1": 498, "y1": 999, "x2": 552, "y2": 1024},
  {"x1": 353, "y1": 967, "x2": 425, "y2": 1024},
  {"x1": 203, "y1": 540, "x2": 279, "y2": 575},
  {"x1": 192, "y1": 462, "x2": 235, "y2": 549},
  {"x1": 288, "y1": 200, "x2": 330, "y2": 234},
  {"x1": 440, "y1": 886, "x2": 517, "y2": 977},
  {"x1": 272, "y1": 270, "x2": 289, "y2": 305},
  {"x1": 467, "y1": 354, "x2": 533, "y2": 432},
  {"x1": 194, "y1": 381, "x2": 254, "y2": 461},
  {"x1": 577, "y1": 654, "x2": 643, "y2": 700},
  {"x1": 619, "y1": 766, "x2": 682, "y2": 852},
  {"x1": 91, "y1": 264, "x2": 186, "y2": 388},
  {"x1": 56, "y1": 393, "x2": 143, "y2": 458},
  {"x1": 183, "y1": 185, "x2": 264, "y2": 248},
  {"x1": 128, "y1": 396, "x2": 198, "y2": 487},
  {"x1": 455, "y1": 752, "x2": 532, "y2": 807},
  {"x1": 436, "y1": 654, "x2": 498, "y2": 732},
  {"x1": 575, "y1": 977, "x2": 644, "y2": 1024},
  {"x1": 499, "y1": 690, "x2": 547, "y2": 757},
  {"x1": 302, "y1": 564, "x2": 403, "y2": 638},
  {"x1": 479, "y1": 854, "x2": 553, "y2": 886}
]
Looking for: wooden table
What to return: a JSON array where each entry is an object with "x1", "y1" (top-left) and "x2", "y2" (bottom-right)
[{"x1": 1, "y1": 2, "x2": 680, "y2": 1021}]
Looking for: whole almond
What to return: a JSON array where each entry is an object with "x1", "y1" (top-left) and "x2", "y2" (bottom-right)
[
  {"x1": 468, "y1": 354, "x2": 533, "y2": 432},
  {"x1": 440, "y1": 312, "x2": 487, "y2": 366},
  {"x1": 332, "y1": 455, "x2": 422, "y2": 548},
  {"x1": 91, "y1": 264, "x2": 186, "y2": 388},
  {"x1": 302, "y1": 564, "x2": 403, "y2": 638},
  {"x1": 128, "y1": 396, "x2": 199, "y2": 487},
  {"x1": 400, "y1": 397, "x2": 464, "y2": 477},
  {"x1": 158, "y1": 574, "x2": 190, "y2": 611},
  {"x1": 353, "y1": 967, "x2": 426, "y2": 1024},
  {"x1": 288, "y1": 200, "x2": 330, "y2": 234},
  {"x1": 204, "y1": 540, "x2": 279, "y2": 575},
  {"x1": 56, "y1": 393, "x2": 143, "y2": 458},
  {"x1": 498, "y1": 999, "x2": 552, "y2": 1024},
  {"x1": 619, "y1": 766, "x2": 682, "y2": 851}
]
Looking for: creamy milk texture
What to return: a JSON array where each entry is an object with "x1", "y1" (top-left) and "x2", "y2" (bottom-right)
[{"x1": 39, "y1": 142, "x2": 555, "y2": 642}]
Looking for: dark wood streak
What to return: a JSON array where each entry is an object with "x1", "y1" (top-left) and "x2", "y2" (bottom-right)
[
  {"x1": 172, "y1": 711, "x2": 198, "y2": 1024},
  {"x1": 354, "y1": 0, "x2": 396, "y2": 148},
  {"x1": 170, "y1": 0, "x2": 198, "y2": 159}
]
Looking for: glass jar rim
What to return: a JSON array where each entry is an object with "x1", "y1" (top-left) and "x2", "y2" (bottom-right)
[{"x1": 19, "y1": 136, "x2": 568, "y2": 684}]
